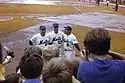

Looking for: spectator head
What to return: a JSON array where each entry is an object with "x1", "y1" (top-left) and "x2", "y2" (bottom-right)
[
  {"x1": 39, "y1": 25, "x2": 46, "y2": 36},
  {"x1": 66, "y1": 58, "x2": 79, "y2": 78},
  {"x1": 53, "y1": 23, "x2": 59, "y2": 33},
  {"x1": 84, "y1": 28, "x2": 111, "y2": 55},
  {"x1": 42, "y1": 45, "x2": 59, "y2": 64},
  {"x1": 19, "y1": 53, "x2": 43, "y2": 79},
  {"x1": 64, "y1": 26, "x2": 72, "y2": 35},
  {"x1": 24, "y1": 46, "x2": 42, "y2": 57},
  {"x1": 42, "y1": 58, "x2": 72, "y2": 83}
]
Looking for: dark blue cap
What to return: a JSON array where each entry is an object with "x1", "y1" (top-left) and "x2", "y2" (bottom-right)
[
  {"x1": 64, "y1": 26, "x2": 72, "y2": 30},
  {"x1": 53, "y1": 23, "x2": 59, "y2": 28},
  {"x1": 39, "y1": 25, "x2": 46, "y2": 30}
]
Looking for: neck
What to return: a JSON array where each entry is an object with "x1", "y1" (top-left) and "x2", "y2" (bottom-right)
[
  {"x1": 40, "y1": 33, "x2": 45, "y2": 36},
  {"x1": 89, "y1": 53, "x2": 108, "y2": 59},
  {"x1": 23, "y1": 76, "x2": 41, "y2": 80}
]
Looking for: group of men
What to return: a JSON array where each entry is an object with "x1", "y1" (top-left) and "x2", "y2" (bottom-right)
[{"x1": 29, "y1": 23, "x2": 82, "y2": 59}]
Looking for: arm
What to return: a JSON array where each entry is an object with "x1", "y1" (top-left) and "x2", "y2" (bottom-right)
[
  {"x1": 2, "y1": 50, "x2": 15, "y2": 65},
  {"x1": 29, "y1": 34, "x2": 37, "y2": 45},
  {"x1": 74, "y1": 43, "x2": 81, "y2": 52},
  {"x1": 29, "y1": 40, "x2": 33, "y2": 45},
  {"x1": 74, "y1": 43, "x2": 85, "y2": 58},
  {"x1": 108, "y1": 50, "x2": 125, "y2": 60}
]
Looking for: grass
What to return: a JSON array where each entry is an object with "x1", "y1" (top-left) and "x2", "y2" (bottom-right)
[
  {"x1": 0, "y1": 4, "x2": 78, "y2": 14},
  {"x1": 72, "y1": 25, "x2": 125, "y2": 55},
  {"x1": 78, "y1": 5, "x2": 125, "y2": 15},
  {"x1": 0, "y1": 4, "x2": 79, "y2": 35},
  {"x1": 0, "y1": 4, "x2": 125, "y2": 35},
  {"x1": 0, "y1": 3, "x2": 125, "y2": 54},
  {"x1": 0, "y1": 16, "x2": 43, "y2": 35}
]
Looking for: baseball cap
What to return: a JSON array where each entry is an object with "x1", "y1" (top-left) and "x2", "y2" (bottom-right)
[
  {"x1": 53, "y1": 23, "x2": 59, "y2": 28},
  {"x1": 39, "y1": 25, "x2": 46, "y2": 30},
  {"x1": 64, "y1": 26, "x2": 72, "y2": 30}
]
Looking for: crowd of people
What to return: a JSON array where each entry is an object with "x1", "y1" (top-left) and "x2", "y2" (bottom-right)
[{"x1": 0, "y1": 23, "x2": 125, "y2": 83}]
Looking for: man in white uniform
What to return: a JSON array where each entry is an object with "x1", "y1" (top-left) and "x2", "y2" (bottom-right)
[
  {"x1": 64, "y1": 26, "x2": 82, "y2": 59},
  {"x1": 29, "y1": 25, "x2": 50, "y2": 49},
  {"x1": 47, "y1": 23, "x2": 65, "y2": 57}
]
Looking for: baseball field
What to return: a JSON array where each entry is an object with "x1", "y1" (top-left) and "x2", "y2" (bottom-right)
[{"x1": 0, "y1": 0, "x2": 125, "y2": 74}]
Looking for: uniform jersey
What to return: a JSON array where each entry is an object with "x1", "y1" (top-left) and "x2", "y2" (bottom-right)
[
  {"x1": 64, "y1": 33, "x2": 78, "y2": 51},
  {"x1": 64, "y1": 33, "x2": 78, "y2": 59},
  {"x1": 47, "y1": 31, "x2": 65, "y2": 57},
  {"x1": 47, "y1": 31, "x2": 64, "y2": 48},
  {"x1": 30, "y1": 33, "x2": 50, "y2": 48}
]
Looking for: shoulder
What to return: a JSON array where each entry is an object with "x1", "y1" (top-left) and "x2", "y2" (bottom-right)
[
  {"x1": 71, "y1": 34, "x2": 76, "y2": 38},
  {"x1": 59, "y1": 31, "x2": 65, "y2": 35},
  {"x1": 112, "y1": 60, "x2": 125, "y2": 65},
  {"x1": 33, "y1": 33, "x2": 40, "y2": 37},
  {"x1": 46, "y1": 31, "x2": 53, "y2": 36}
]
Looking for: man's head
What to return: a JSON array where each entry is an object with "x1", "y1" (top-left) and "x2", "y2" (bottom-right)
[
  {"x1": 24, "y1": 46, "x2": 42, "y2": 57},
  {"x1": 19, "y1": 53, "x2": 43, "y2": 79},
  {"x1": 84, "y1": 28, "x2": 111, "y2": 55},
  {"x1": 39, "y1": 25, "x2": 46, "y2": 36},
  {"x1": 64, "y1": 26, "x2": 72, "y2": 35},
  {"x1": 42, "y1": 58, "x2": 72, "y2": 83},
  {"x1": 42, "y1": 45, "x2": 59, "y2": 64},
  {"x1": 53, "y1": 23, "x2": 59, "y2": 34}
]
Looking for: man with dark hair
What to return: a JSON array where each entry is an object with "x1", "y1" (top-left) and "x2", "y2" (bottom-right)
[
  {"x1": 19, "y1": 53, "x2": 43, "y2": 83},
  {"x1": 77, "y1": 28, "x2": 125, "y2": 83},
  {"x1": 29, "y1": 25, "x2": 50, "y2": 49},
  {"x1": 64, "y1": 26, "x2": 82, "y2": 59},
  {"x1": 16, "y1": 46, "x2": 43, "y2": 73},
  {"x1": 47, "y1": 23, "x2": 65, "y2": 57}
]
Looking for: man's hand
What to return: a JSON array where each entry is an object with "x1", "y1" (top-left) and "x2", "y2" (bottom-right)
[{"x1": 6, "y1": 50, "x2": 15, "y2": 58}]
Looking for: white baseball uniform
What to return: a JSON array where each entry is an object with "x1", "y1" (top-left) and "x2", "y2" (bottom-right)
[
  {"x1": 64, "y1": 33, "x2": 78, "y2": 59},
  {"x1": 47, "y1": 31, "x2": 65, "y2": 57},
  {"x1": 30, "y1": 33, "x2": 50, "y2": 49}
]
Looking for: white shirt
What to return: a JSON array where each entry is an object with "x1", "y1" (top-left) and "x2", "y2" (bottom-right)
[
  {"x1": 30, "y1": 33, "x2": 50, "y2": 48},
  {"x1": 64, "y1": 33, "x2": 78, "y2": 51},
  {"x1": 47, "y1": 31, "x2": 65, "y2": 48}
]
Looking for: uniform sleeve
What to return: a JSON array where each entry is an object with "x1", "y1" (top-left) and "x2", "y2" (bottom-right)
[
  {"x1": 72, "y1": 35, "x2": 78, "y2": 44},
  {"x1": 30, "y1": 35, "x2": 37, "y2": 44},
  {"x1": 46, "y1": 32, "x2": 53, "y2": 44}
]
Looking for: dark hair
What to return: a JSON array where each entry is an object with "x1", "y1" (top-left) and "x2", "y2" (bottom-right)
[
  {"x1": 19, "y1": 53, "x2": 43, "y2": 79},
  {"x1": 42, "y1": 45, "x2": 59, "y2": 63},
  {"x1": 84, "y1": 28, "x2": 111, "y2": 55},
  {"x1": 42, "y1": 58, "x2": 72, "y2": 83},
  {"x1": 4, "y1": 73, "x2": 21, "y2": 83},
  {"x1": 65, "y1": 58, "x2": 79, "y2": 78},
  {"x1": 24, "y1": 46, "x2": 42, "y2": 57}
]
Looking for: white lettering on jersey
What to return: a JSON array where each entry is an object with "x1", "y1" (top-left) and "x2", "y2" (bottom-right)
[
  {"x1": 47, "y1": 31, "x2": 64, "y2": 48},
  {"x1": 30, "y1": 33, "x2": 49, "y2": 47},
  {"x1": 64, "y1": 33, "x2": 78, "y2": 51}
]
